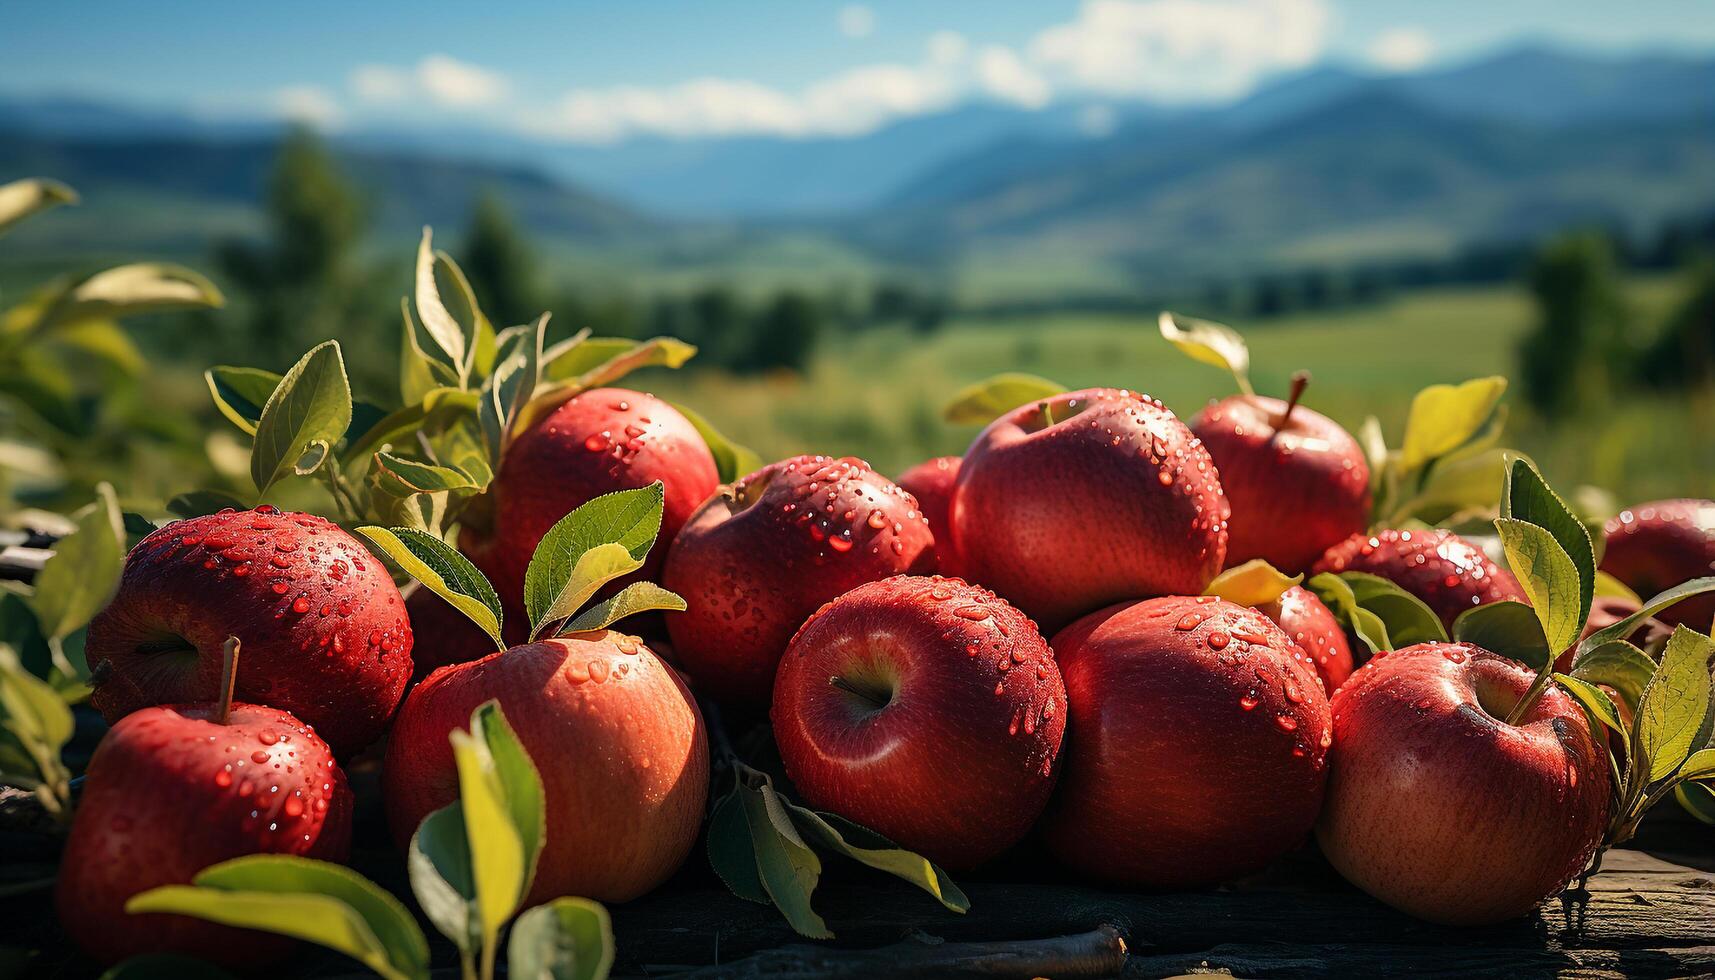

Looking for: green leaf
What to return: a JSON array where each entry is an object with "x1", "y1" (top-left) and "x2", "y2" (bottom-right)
[
  {"x1": 1387, "y1": 447, "x2": 1508, "y2": 526},
  {"x1": 372, "y1": 453, "x2": 481, "y2": 498},
  {"x1": 1634, "y1": 626, "x2": 1714, "y2": 786},
  {"x1": 1453, "y1": 601, "x2": 1549, "y2": 669},
  {"x1": 166, "y1": 490, "x2": 248, "y2": 520},
  {"x1": 522, "y1": 483, "x2": 665, "y2": 635},
  {"x1": 126, "y1": 855, "x2": 429, "y2": 980},
  {"x1": 707, "y1": 787, "x2": 769, "y2": 904},
  {"x1": 1554, "y1": 672, "x2": 1629, "y2": 758},
  {"x1": 560, "y1": 582, "x2": 686, "y2": 635},
  {"x1": 450, "y1": 701, "x2": 546, "y2": 945},
  {"x1": 507, "y1": 898, "x2": 615, "y2": 980},
  {"x1": 670, "y1": 400, "x2": 762, "y2": 484},
  {"x1": 1579, "y1": 578, "x2": 1715, "y2": 659},
  {"x1": 0, "y1": 178, "x2": 77, "y2": 236},
  {"x1": 1400, "y1": 376, "x2": 1507, "y2": 469},
  {"x1": 28, "y1": 482, "x2": 124, "y2": 645},
  {"x1": 530, "y1": 544, "x2": 643, "y2": 640},
  {"x1": 1677, "y1": 780, "x2": 1715, "y2": 825},
  {"x1": 518, "y1": 337, "x2": 697, "y2": 435},
  {"x1": 1341, "y1": 572, "x2": 1449, "y2": 648},
  {"x1": 0, "y1": 658, "x2": 75, "y2": 792},
  {"x1": 205, "y1": 366, "x2": 282, "y2": 436},
  {"x1": 541, "y1": 335, "x2": 636, "y2": 382},
  {"x1": 414, "y1": 228, "x2": 467, "y2": 381},
  {"x1": 740, "y1": 783, "x2": 830, "y2": 939},
  {"x1": 1680, "y1": 748, "x2": 1715, "y2": 783},
  {"x1": 250, "y1": 341, "x2": 353, "y2": 496},
  {"x1": 356, "y1": 527, "x2": 504, "y2": 649},
  {"x1": 32, "y1": 263, "x2": 223, "y2": 333},
  {"x1": 786, "y1": 805, "x2": 970, "y2": 914},
  {"x1": 1494, "y1": 518, "x2": 1583, "y2": 654},
  {"x1": 432, "y1": 250, "x2": 496, "y2": 381},
  {"x1": 1501, "y1": 457, "x2": 1594, "y2": 637},
  {"x1": 342, "y1": 388, "x2": 481, "y2": 469},
  {"x1": 1157, "y1": 311, "x2": 1252, "y2": 395},
  {"x1": 1203, "y1": 559, "x2": 1301, "y2": 608},
  {"x1": 1570, "y1": 640, "x2": 1657, "y2": 713},
  {"x1": 1305, "y1": 572, "x2": 1392, "y2": 656},
  {"x1": 1593, "y1": 570, "x2": 1642, "y2": 604},
  {"x1": 941, "y1": 373, "x2": 1067, "y2": 426},
  {"x1": 407, "y1": 802, "x2": 480, "y2": 959}
]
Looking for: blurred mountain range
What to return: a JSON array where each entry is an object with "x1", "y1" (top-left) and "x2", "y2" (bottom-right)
[{"x1": 2, "y1": 44, "x2": 1712, "y2": 290}]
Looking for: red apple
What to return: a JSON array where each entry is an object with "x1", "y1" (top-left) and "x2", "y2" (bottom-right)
[
  {"x1": 384, "y1": 631, "x2": 708, "y2": 904},
  {"x1": 1042, "y1": 595, "x2": 1330, "y2": 887},
  {"x1": 771, "y1": 576, "x2": 1065, "y2": 869},
  {"x1": 460, "y1": 387, "x2": 719, "y2": 607},
  {"x1": 895, "y1": 456, "x2": 964, "y2": 578},
  {"x1": 55, "y1": 702, "x2": 352, "y2": 966},
  {"x1": 1600, "y1": 499, "x2": 1715, "y2": 629},
  {"x1": 1316, "y1": 643, "x2": 1611, "y2": 924},
  {"x1": 662, "y1": 455, "x2": 936, "y2": 705},
  {"x1": 1190, "y1": 377, "x2": 1370, "y2": 573},
  {"x1": 86, "y1": 506, "x2": 412, "y2": 755},
  {"x1": 1312, "y1": 528, "x2": 1527, "y2": 631},
  {"x1": 952, "y1": 388, "x2": 1229, "y2": 631},
  {"x1": 404, "y1": 587, "x2": 526, "y2": 685},
  {"x1": 1262, "y1": 585, "x2": 1355, "y2": 692}
]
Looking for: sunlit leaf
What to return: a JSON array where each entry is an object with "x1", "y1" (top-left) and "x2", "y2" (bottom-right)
[
  {"x1": 29, "y1": 482, "x2": 124, "y2": 646},
  {"x1": 449, "y1": 701, "x2": 546, "y2": 958},
  {"x1": 1399, "y1": 376, "x2": 1506, "y2": 470},
  {"x1": 1570, "y1": 640, "x2": 1656, "y2": 713},
  {"x1": 671, "y1": 400, "x2": 762, "y2": 483},
  {"x1": 1554, "y1": 672, "x2": 1629, "y2": 759},
  {"x1": 1203, "y1": 560, "x2": 1301, "y2": 608},
  {"x1": 942, "y1": 373, "x2": 1067, "y2": 426},
  {"x1": 1634, "y1": 626, "x2": 1714, "y2": 785},
  {"x1": 786, "y1": 805, "x2": 969, "y2": 914},
  {"x1": 522, "y1": 484, "x2": 664, "y2": 635},
  {"x1": 1501, "y1": 457, "x2": 1593, "y2": 636},
  {"x1": 414, "y1": 228, "x2": 467, "y2": 381},
  {"x1": 0, "y1": 178, "x2": 77, "y2": 237},
  {"x1": 356, "y1": 526, "x2": 504, "y2": 649},
  {"x1": 740, "y1": 783, "x2": 829, "y2": 939},
  {"x1": 1494, "y1": 518, "x2": 1582, "y2": 655},
  {"x1": 559, "y1": 582, "x2": 685, "y2": 635},
  {"x1": 1157, "y1": 311, "x2": 1251, "y2": 395},
  {"x1": 408, "y1": 803, "x2": 479, "y2": 960},
  {"x1": 518, "y1": 337, "x2": 696, "y2": 434},
  {"x1": 250, "y1": 341, "x2": 352, "y2": 496}
]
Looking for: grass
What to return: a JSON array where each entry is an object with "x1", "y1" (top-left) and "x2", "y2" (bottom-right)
[{"x1": 640, "y1": 274, "x2": 1715, "y2": 505}]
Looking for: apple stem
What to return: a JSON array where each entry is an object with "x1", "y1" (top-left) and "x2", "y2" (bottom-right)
[
  {"x1": 1276, "y1": 371, "x2": 1310, "y2": 428},
  {"x1": 828, "y1": 674, "x2": 888, "y2": 711},
  {"x1": 216, "y1": 635, "x2": 240, "y2": 726},
  {"x1": 1503, "y1": 668, "x2": 1553, "y2": 727},
  {"x1": 1036, "y1": 400, "x2": 1057, "y2": 428}
]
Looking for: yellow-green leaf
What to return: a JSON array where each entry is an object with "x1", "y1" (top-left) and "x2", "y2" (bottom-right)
[
  {"x1": 414, "y1": 228, "x2": 467, "y2": 381},
  {"x1": 1202, "y1": 559, "x2": 1301, "y2": 608},
  {"x1": 560, "y1": 582, "x2": 685, "y2": 635},
  {"x1": 507, "y1": 898, "x2": 615, "y2": 980},
  {"x1": 250, "y1": 341, "x2": 352, "y2": 496},
  {"x1": 1400, "y1": 376, "x2": 1506, "y2": 469},
  {"x1": 942, "y1": 373, "x2": 1067, "y2": 426},
  {"x1": 356, "y1": 527, "x2": 504, "y2": 649},
  {"x1": 1157, "y1": 311, "x2": 1252, "y2": 395},
  {"x1": 0, "y1": 178, "x2": 77, "y2": 236},
  {"x1": 1635, "y1": 626, "x2": 1715, "y2": 785},
  {"x1": 1494, "y1": 517, "x2": 1583, "y2": 655},
  {"x1": 29, "y1": 482, "x2": 124, "y2": 644}
]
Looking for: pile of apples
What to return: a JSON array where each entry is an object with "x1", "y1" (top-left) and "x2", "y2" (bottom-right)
[{"x1": 47, "y1": 335, "x2": 1715, "y2": 971}]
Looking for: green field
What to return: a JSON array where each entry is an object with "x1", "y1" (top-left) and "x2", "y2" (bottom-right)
[{"x1": 641, "y1": 275, "x2": 1713, "y2": 506}]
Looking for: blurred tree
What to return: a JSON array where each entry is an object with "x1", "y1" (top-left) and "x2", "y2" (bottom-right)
[
  {"x1": 745, "y1": 291, "x2": 823, "y2": 372},
  {"x1": 1518, "y1": 231, "x2": 1628, "y2": 417},
  {"x1": 460, "y1": 191, "x2": 542, "y2": 327},
  {"x1": 688, "y1": 285, "x2": 748, "y2": 367},
  {"x1": 215, "y1": 126, "x2": 362, "y2": 369},
  {"x1": 1640, "y1": 256, "x2": 1715, "y2": 389}
]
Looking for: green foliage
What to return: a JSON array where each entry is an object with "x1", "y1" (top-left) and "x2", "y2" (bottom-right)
[
  {"x1": 941, "y1": 373, "x2": 1067, "y2": 426},
  {"x1": 1203, "y1": 559, "x2": 1302, "y2": 608},
  {"x1": 0, "y1": 653, "x2": 76, "y2": 820},
  {"x1": 522, "y1": 483, "x2": 665, "y2": 639},
  {"x1": 1306, "y1": 571, "x2": 1447, "y2": 658},
  {"x1": 356, "y1": 527, "x2": 506, "y2": 650},
  {"x1": 707, "y1": 764, "x2": 969, "y2": 939},
  {"x1": 508, "y1": 899, "x2": 615, "y2": 980},
  {"x1": 1157, "y1": 311, "x2": 1253, "y2": 395},
  {"x1": 27, "y1": 482, "x2": 123, "y2": 684},
  {"x1": 460, "y1": 193, "x2": 544, "y2": 329},
  {"x1": 249, "y1": 341, "x2": 353, "y2": 497},
  {"x1": 1518, "y1": 231, "x2": 1628, "y2": 418}
]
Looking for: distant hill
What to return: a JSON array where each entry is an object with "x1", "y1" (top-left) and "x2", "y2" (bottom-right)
[{"x1": 0, "y1": 129, "x2": 648, "y2": 255}]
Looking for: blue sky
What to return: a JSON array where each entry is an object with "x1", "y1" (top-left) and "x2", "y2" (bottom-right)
[{"x1": 5, "y1": 1, "x2": 1713, "y2": 142}]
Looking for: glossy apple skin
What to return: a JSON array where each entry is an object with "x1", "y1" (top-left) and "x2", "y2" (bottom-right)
[
  {"x1": 772, "y1": 576, "x2": 1065, "y2": 869},
  {"x1": 1042, "y1": 595, "x2": 1330, "y2": 887},
  {"x1": 1263, "y1": 585, "x2": 1355, "y2": 692},
  {"x1": 460, "y1": 387, "x2": 719, "y2": 607},
  {"x1": 1191, "y1": 395, "x2": 1370, "y2": 573},
  {"x1": 663, "y1": 455, "x2": 936, "y2": 705},
  {"x1": 1601, "y1": 499, "x2": 1715, "y2": 629},
  {"x1": 953, "y1": 389, "x2": 1229, "y2": 632},
  {"x1": 55, "y1": 703, "x2": 352, "y2": 967},
  {"x1": 384, "y1": 632, "x2": 708, "y2": 904},
  {"x1": 1313, "y1": 528, "x2": 1527, "y2": 632},
  {"x1": 86, "y1": 507, "x2": 412, "y2": 755},
  {"x1": 1317, "y1": 643, "x2": 1611, "y2": 925},
  {"x1": 896, "y1": 456, "x2": 964, "y2": 578}
]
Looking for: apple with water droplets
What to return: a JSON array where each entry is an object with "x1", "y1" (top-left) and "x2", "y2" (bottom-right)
[
  {"x1": 460, "y1": 387, "x2": 719, "y2": 610},
  {"x1": 1313, "y1": 528, "x2": 1527, "y2": 631},
  {"x1": 56, "y1": 650, "x2": 352, "y2": 967},
  {"x1": 1316, "y1": 642, "x2": 1610, "y2": 924},
  {"x1": 662, "y1": 454, "x2": 936, "y2": 705},
  {"x1": 1191, "y1": 374, "x2": 1371, "y2": 573},
  {"x1": 86, "y1": 507, "x2": 412, "y2": 755},
  {"x1": 1600, "y1": 498, "x2": 1715, "y2": 629},
  {"x1": 1042, "y1": 595, "x2": 1331, "y2": 886},
  {"x1": 384, "y1": 630, "x2": 708, "y2": 903},
  {"x1": 771, "y1": 576, "x2": 1065, "y2": 869},
  {"x1": 895, "y1": 455, "x2": 965, "y2": 578},
  {"x1": 1261, "y1": 585, "x2": 1354, "y2": 692},
  {"x1": 952, "y1": 388, "x2": 1229, "y2": 632}
]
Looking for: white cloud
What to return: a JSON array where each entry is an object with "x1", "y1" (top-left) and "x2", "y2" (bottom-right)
[
  {"x1": 272, "y1": 85, "x2": 342, "y2": 127},
  {"x1": 1368, "y1": 27, "x2": 1433, "y2": 72},
  {"x1": 349, "y1": 55, "x2": 508, "y2": 110},
  {"x1": 927, "y1": 30, "x2": 970, "y2": 66},
  {"x1": 1031, "y1": 0, "x2": 1330, "y2": 102},
  {"x1": 838, "y1": 4, "x2": 875, "y2": 40},
  {"x1": 976, "y1": 46, "x2": 1051, "y2": 108}
]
